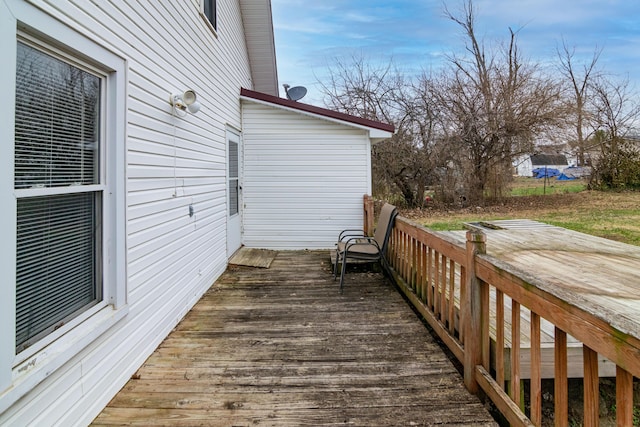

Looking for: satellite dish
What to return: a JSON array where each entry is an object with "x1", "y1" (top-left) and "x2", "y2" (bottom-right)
[{"x1": 283, "y1": 84, "x2": 307, "y2": 101}]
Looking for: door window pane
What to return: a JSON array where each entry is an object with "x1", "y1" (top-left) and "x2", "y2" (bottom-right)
[{"x1": 229, "y1": 139, "x2": 239, "y2": 216}]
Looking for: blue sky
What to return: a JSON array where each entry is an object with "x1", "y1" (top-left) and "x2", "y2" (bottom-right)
[{"x1": 271, "y1": 0, "x2": 640, "y2": 105}]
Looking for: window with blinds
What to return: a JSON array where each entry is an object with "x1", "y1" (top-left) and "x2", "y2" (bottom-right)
[{"x1": 14, "y1": 41, "x2": 103, "y2": 352}]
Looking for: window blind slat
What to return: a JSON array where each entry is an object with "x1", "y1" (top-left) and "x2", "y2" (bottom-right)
[
  {"x1": 17, "y1": 240, "x2": 94, "y2": 274},
  {"x1": 16, "y1": 192, "x2": 100, "y2": 350},
  {"x1": 15, "y1": 42, "x2": 100, "y2": 190},
  {"x1": 16, "y1": 268, "x2": 95, "y2": 312}
]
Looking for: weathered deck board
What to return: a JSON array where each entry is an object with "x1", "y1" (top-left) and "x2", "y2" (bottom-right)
[
  {"x1": 228, "y1": 247, "x2": 277, "y2": 268},
  {"x1": 92, "y1": 251, "x2": 496, "y2": 426}
]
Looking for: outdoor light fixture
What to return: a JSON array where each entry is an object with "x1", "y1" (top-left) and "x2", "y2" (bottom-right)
[{"x1": 170, "y1": 89, "x2": 201, "y2": 116}]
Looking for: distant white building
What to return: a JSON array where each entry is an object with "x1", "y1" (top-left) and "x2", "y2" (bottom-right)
[{"x1": 514, "y1": 154, "x2": 569, "y2": 177}]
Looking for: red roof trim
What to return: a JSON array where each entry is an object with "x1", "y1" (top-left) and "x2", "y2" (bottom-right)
[{"x1": 240, "y1": 88, "x2": 395, "y2": 133}]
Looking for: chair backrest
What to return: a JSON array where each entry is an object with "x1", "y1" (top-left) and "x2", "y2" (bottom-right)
[{"x1": 374, "y1": 203, "x2": 398, "y2": 252}]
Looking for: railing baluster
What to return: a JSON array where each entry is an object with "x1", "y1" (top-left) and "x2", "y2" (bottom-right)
[
  {"x1": 404, "y1": 232, "x2": 410, "y2": 285},
  {"x1": 459, "y1": 265, "x2": 466, "y2": 343},
  {"x1": 395, "y1": 228, "x2": 401, "y2": 270},
  {"x1": 427, "y1": 247, "x2": 433, "y2": 310},
  {"x1": 389, "y1": 228, "x2": 396, "y2": 270},
  {"x1": 407, "y1": 234, "x2": 412, "y2": 284},
  {"x1": 448, "y1": 259, "x2": 455, "y2": 334},
  {"x1": 616, "y1": 366, "x2": 633, "y2": 427},
  {"x1": 416, "y1": 238, "x2": 421, "y2": 291},
  {"x1": 555, "y1": 328, "x2": 568, "y2": 427},
  {"x1": 583, "y1": 345, "x2": 599, "y2": 427},
  {"x1": 404, "y1": 232, "x2": 410, "y2": 282},
  {"x1": 434, "y1": 252, "x2": 441, "y2": 317},
  {"x1": 393, "y1": 228, "x2": 398, "y2": 270},
  {"x1": 420, "y1": 242, "x2": 427, "y2": 302},
  {"x1": 411, "y1": 237, "x2": 418, "y2": 294},
  {"x1": 440, "y1": 254, "x2": 447, "y2": 325},
  {"x1": 404, "y1": 232, "x2": 410, "y2": 288},
  {"x1": 530, "y1": 312, "x2": 542, "y2": 426},
  {"x1": 481, "y1": 280, "x2": 490, "y2": 371},
  {"x1": 510, "y1": 300, "x2": 521, "y2": 408},
  {"x1": 399, "y1": 230, "x2": 405, "y2": 279},
  {"x1": 399, "y1": 231, "x2": 405, "y2": 283},
  {"x1": 496, "y1": 290, "x2": 505, "y2": 389}
]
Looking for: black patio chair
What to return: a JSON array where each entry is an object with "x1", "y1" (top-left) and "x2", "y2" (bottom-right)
[{"x1": 334, "y1": 203, "x2": 398, "y2": 292}]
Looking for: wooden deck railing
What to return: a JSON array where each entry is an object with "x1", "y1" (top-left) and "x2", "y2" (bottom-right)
[{"x1": 365, "y1": 199, "x2": 639, "y2": 426}]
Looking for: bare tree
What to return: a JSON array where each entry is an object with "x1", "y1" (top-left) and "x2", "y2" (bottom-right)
[
  {"x1": 319, "y1": 0, "x2": 565, "y2": 206},
  {"x1": 321, "y1": 55, "x2": 397, "y2": 124},
  {"x1": 320, "y1": 56, "x2": 441, "y2": 207},
  {"x1": 556, "y1": 40, "x2": 602, "y2": 166},
  {"x1": 436, "y1": 0, "x2": 563, "y2": 203},
  {"x1": 588, "y1": 75, "x2": 640, "y2": 189}
]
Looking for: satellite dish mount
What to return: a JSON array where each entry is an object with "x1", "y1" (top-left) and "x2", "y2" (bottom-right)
[{"x1": 283, "y1": 84, "x2": 307, "y2": 101}]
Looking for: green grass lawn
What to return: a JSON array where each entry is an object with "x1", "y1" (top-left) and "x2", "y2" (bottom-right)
[
  {"x1": 510, "y1": 178, "x2": 586, "y2": 196},
  {"x1": 420, "y1": 181, "x2": 640, "y2": 246}
]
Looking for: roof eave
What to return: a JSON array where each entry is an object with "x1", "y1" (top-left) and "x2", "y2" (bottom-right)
[
  {"x1": 239, "y1": 0, "x2": 279, "y2": 96},
  {"x1": 240, "y1": 88, "x2": 395, "y2": 137},
  {"x1": 369, "y1": 130, "x2": 393, "y2": 144}
]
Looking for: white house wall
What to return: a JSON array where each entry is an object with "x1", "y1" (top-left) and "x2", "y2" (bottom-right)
[
  {"x1": 242, "y1": 102, "x2": 372, "y2": 249},
  {"x1": 0, "y1": 0, "x2": 252, "y2": 425},
  {"x1": 514, "y1": 156, "x2": 533, "y2": 177},
  {"x1": 515, "y1": 160, "x2": 569, "y2": 177}
]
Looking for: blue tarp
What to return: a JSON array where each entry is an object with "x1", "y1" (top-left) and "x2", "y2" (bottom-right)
[
  {"x1": 533, "y1": 168, "x2": 561, "y2": 178},
  {"x1": 557, "y1": 173, "x2": 576, "y2": 181}
]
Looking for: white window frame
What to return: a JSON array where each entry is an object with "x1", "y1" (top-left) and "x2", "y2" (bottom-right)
[
  {"x1": 199, "y1": 0, "x2": 218, "y2": 35},
  {"x1": 0, "y1": 1, "x2": 127, "y2": 413}
]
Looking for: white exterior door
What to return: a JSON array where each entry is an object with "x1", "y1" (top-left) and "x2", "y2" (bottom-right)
[{"x1": 227, "y1": 130, "x2": 242, "y2": 256}]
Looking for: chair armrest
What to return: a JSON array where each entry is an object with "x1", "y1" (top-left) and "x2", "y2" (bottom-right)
[
  {"x1": 338, "y1": 229, "x2": 366, "y2": 241},
  {"x1": 344, "y1": 236, "x2": 381, "y2": 251}
]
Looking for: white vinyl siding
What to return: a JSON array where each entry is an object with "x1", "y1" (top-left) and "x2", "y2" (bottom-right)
[
  {"x1": 242, "y1": 102, "x2": 372, "y2": 249},
  {"x1": 0, "y1": 0, "x2": 253, "y2": 425}
]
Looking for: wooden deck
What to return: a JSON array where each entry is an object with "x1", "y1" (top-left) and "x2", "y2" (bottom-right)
[{"x1": 92, "y1": 251, "x2": 496, "y2": 426}]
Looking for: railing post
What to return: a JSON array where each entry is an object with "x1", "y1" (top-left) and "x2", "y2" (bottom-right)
[
  {"x1": 363, "y1": 194, "x2": 374, "y2": 236},
  {"x1": 463, "y1": 229, "x2": 486, "y2": 393}
]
